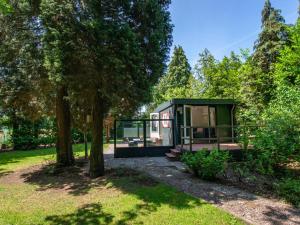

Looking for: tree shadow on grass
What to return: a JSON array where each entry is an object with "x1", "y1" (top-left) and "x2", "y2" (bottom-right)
[
  {"x1": 108, "y1": 169, "x2": 205, "y2": 224},
  {"x1": 43, "y1": 203, "x2": 114, "y2": 225},
  {"x1": 0, "y1": 168, "x2": 13, "y2": 177},
  {"x1": 22, "y1": 163, "x2": 205, "y2": 224},
  {"x1": 21, "y1": 159, "x2": 103, "y2": 196}
]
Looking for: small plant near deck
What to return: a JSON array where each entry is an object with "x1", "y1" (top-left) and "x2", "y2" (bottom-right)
[{"x1": 181, "y1": 148, "x2": 230, "y2": 180}]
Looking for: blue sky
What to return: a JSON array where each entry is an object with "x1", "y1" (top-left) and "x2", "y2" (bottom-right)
[{"x1": 169, "y1": 0, "x2": 299, "y2": 66}]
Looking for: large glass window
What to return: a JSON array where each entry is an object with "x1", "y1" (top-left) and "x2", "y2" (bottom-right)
[
  {"x1": 115, "y1": 119, "x2": 173, "y2": 148},
  {"x1": 192, "y1": 106, "x2": 209, "y2": 127}
]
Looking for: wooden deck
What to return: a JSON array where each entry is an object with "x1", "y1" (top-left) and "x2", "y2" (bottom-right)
[{"x1": 179, "y1": 143, "x2": 246, "y2": 151}]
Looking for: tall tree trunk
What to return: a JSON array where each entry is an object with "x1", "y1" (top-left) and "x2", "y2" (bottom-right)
[
  {"x1": 89, "y1": 92, "x2": 105, "y2": 178},
  {"x1": 56, "y1": 85, "x2": 74, "y2": 166}
]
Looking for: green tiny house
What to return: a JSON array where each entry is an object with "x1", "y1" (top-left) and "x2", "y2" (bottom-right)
[
  {"x1": 114, "y1": 98, "x2": 237, "y2": 158},
  {"x1": 151, "y1": 99, "x2": 236, "y2": 146}
]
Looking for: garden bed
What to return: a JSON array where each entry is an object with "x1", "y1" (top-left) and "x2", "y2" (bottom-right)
[{"x1": 217, "y1": 162, "x2": 300, "y2": 207}]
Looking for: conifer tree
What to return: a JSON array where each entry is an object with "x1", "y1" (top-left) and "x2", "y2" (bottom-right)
[
  {"x1": 153, "y1": 45, "x2": 192, "y2": 106},
  {"x1": 165, "y1": 46, "x2": 192, "y2": 88},
  {"x1": 253, "y1": 0, "x2": 288, "y2": 73},
  {"x1": 247, "y1": 0, "x2": 288, "y2": 106},
  {"x1": 77, "y1": 0, "x2": 173, "y2": 177}
]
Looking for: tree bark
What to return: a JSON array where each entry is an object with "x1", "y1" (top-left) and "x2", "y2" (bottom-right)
[
  {"x1": 56, "y1": 85, "x2": 74, "y2": 166},
  {"x1": 89, "y1": 92, "x2": 105, "y2": 178}
]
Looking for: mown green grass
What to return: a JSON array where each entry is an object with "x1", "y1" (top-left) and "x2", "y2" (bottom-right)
[
  {"x1": 0, "y1": 143, "x2": 110, "y2": 174},
  {"x1": 0, "y1": 144, "x2": 245, "y2": 225},
  {"x1": 0, "y1": 166, "x2": 245, "y2": 225}
]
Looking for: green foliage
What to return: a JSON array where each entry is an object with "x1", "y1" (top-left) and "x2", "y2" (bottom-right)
[
  {"x1": 0, "y1": 1, "x2": 46, "y2": 121},
  {"x1": 152, "y1": 45, "x2": 193, "y2": 107},
  {"x1": 12, "y1": 118, "x2": 56, "y2": 150},
  {"x1": 159, "y1": 76, "x2": 202, "y2": 100},
  {"x1": 246, "y1": 0, "x2": 288, "y2": 106},
  {"x1": 181, "y1": 149, "x2": 230, "y2": 180},
  {"x1": 0, "y1": 0, "x2": 12, "y2": 14},
  {"x1": 275, "y1": 178, "x2": 300, "y2": 207},
  {"x1": 275, "y1": 19, "x2": 300, "y2": 86},
  {"x1": 195, "y1": 50, "x2": 242, "y2": 99},
  {"x1": 164, "y1": 46, "x2": 192, "y2": 88},
  {"x1": 253, "y1": 0, "x2": 288, "y2": 73},
  {"x1": 252, "y1": 86, "x2": 300, "y2": 174}
]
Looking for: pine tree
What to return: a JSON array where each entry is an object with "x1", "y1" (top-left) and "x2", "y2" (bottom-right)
[
  {"x1": 77, "y1": 0, "x2": 173, "y2": 177},
  {"x1": 253, "y1": 0, "x2": 287, "y2": 73},
  {"x1": 165, "y1": 46, "x2": 192, "y2": 88},
  {"x1": 249, "y1": 0, "x2": 288, "y2": 105},
  {"x1": 153, "y1": 45, "x2": 192, "y2": 106}
]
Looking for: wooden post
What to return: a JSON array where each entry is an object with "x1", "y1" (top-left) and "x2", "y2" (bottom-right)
[
  {"x1": 217, "y1": 126, "x2": 220, "y2": 150},
  {"x1": 189, "y1": 126, "x2": 192, "y2": 152}
]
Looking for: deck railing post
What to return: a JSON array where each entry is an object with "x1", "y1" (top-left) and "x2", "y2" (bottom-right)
[
  {"x1": 217, "y1": 126, "x2": 220, "y2": 150},
  {"x1": 208, "y1": 107, "x2": 211, "y2": 144},
  {"x1": 189, "y1": 126, "x2": 192, "y2": 152},
  {"x1": 181, "y1": 126, "x2": 183, "y2": 150}
]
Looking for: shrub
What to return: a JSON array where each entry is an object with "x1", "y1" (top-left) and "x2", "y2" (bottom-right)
[
  {"x1": 181, "y1": 149, "x2": 230, "y2": 180},
  {"x1": 275, "y1": 178, "x2": 300, "y2": 208},
  {"x1": 252, "y1": 86, "x2": 300, "y2": 174}
]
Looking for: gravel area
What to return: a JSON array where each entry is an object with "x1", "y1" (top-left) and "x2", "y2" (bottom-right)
[{"x1": 104, "y1": 146, "x2": 300, "y2": 225}]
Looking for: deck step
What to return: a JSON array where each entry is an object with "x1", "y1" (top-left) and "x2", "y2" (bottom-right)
[
  {"x1": 170, "y1": 148, "x2": 181, "y2": 155},
  {"x1": 165, "y1": 152, "x2": 176, "y2": 159},
  {"x1": 165, "y1": 152, "x2": 180, "y2": 161}
]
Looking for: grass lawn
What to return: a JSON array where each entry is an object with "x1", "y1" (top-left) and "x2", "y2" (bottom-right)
[
  {"x1": 0, "y1": 143, "x2": 110, "y2": 175},
  {"x1": 0, "y1": 145, "x2": 245, "y2": 225}
]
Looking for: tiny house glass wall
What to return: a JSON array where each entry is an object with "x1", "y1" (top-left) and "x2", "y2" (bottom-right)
[
  {"x1": 116, "y1": 121, "x2": 145, "y2": 148},
  {"x1": 147, "y1": 120, "x2": 173, "y2": 147},
  {"x1": 115, "y1": 119, "x2": 173, "y2": 148}
]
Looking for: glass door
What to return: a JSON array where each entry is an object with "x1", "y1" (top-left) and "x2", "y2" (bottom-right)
[{"x1": 184, "y1": 105, "x2": 192, "y2": 144}]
